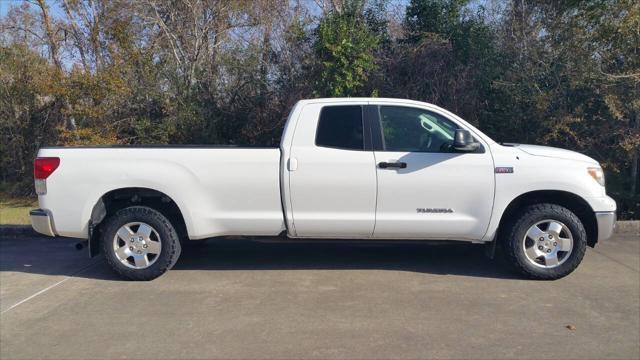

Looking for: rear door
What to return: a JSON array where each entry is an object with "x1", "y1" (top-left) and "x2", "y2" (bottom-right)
[
  {"x1": 371, "y1": 105, "x2": 495, "y2": 240},
  {"x1": 287, "y1": 103, "x2": 377, "y2": 237}
]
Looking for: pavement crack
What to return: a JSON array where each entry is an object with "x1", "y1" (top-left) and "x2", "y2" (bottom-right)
[
  {"x1": 590, "y1": 249, "x2": 639, "y2": 273},
  {"x1": 1, "y1": 261, "x2": 98, "y2": 315}
]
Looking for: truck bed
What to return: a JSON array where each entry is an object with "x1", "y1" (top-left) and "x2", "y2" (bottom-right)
[{"x1": 37, "y1": 147, "x2": 285, "y2": 239}]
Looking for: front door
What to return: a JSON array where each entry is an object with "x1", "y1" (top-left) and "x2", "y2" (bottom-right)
[{"x1": 372, "y1": 105, "x2": 495, "y2": 240}]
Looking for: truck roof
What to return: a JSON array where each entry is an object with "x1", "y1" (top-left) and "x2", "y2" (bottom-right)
[{"x1": 298, "y1": 97, "x2": 436, "y2": 106}]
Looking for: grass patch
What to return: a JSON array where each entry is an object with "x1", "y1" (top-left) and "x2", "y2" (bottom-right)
[{"x1": 0, "y1": 194, "x2": 37, "y2": 225}]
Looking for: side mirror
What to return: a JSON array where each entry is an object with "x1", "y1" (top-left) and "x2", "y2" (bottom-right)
[{"x1": 453, "y1": 129, "x2": 481, "y2": 152}]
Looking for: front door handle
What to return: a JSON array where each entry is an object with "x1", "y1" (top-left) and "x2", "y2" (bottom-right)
[{"x1": 378, "y1": 161, "x2": 407, "y2": 169}]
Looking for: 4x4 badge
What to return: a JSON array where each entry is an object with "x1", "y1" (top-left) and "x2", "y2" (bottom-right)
[{"x1": 495, "y1": 167, "x2": 514, "y2": 174}]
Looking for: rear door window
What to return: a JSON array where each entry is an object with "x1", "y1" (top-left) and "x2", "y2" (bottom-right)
[{"x1": 315, "y1": 106, "x2": 364, "y2": 151}]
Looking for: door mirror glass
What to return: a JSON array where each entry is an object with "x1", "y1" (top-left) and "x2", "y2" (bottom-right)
[{"x1": 453, "y1": 129, "x2": 481, "y2": 152}]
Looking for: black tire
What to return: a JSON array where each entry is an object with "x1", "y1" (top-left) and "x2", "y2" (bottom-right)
[
  {"x1": 101, "y1": 206, "x2": 181, "y2": 281},
  {"x1": 501, "y1": 203, "x2": 587, "y2": 280}
]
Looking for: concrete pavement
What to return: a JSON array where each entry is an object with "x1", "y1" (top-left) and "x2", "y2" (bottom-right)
[{"x1": 1, "y1": 234, "x2": 638, "y2": 359}]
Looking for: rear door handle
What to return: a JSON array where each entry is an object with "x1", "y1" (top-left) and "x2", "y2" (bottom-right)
[{"x1": 378, "y1": 161, "x2": 407, "y2": 169}]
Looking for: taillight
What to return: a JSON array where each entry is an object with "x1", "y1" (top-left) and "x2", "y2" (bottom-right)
[{"x1": 34, "y1": 157, "x2": 60, "y2": 179}]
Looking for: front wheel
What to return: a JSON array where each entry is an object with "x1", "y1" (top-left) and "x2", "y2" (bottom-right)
[
  {"x1": 101, "y1": 206, "x2": 181, "y2": 280},
  {"x1": 501, "y1": 203, "x2": 587, "y2": 280}
]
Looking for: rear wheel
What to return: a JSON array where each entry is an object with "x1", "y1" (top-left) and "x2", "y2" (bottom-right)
[
  {"x1": 101, "y1": 206, "x2": 181, "y2": 280},
  {"x1": 501, "y1": 203, "x2": 587, "y2": 280}
]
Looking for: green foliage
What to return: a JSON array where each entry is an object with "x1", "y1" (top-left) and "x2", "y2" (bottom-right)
[
  {"x1": 404, "y1": 0, "x2": 468, "y2": 42},
  {"x1": 0, "y1": 45, "x2": 63, "y2": 194},
  {"x1": 313, "y1": 4, "x2": 380, "y2": 97}
]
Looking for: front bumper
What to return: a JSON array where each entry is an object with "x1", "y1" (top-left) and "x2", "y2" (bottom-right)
[
  {"x1": 30, "y1": 209, "x2": 55, "y2": 237},
  {"x1": 595, "y1": 211, "x2": 616, "y2": 242}
]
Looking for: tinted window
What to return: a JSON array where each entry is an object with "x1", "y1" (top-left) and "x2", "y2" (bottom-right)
[
  {"x1": 379, "y1": 106, "x2": 458, "y2": 152},
  {"x1": 315, "y1": 106, "x2": 364, "y2": 150}
]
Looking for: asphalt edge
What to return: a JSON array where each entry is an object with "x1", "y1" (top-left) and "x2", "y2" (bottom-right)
[
  {"x1": 0, "y1": 225, "x2": 35, "y2": 236},
  {"x1": 2, "y1": 221, "x2": 639, "y2": 237},
  {"x1": 615, "y1": 220, "x2": 640, "y2": 235}
]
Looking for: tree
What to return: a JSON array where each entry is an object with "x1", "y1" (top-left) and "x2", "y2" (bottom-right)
[
  {"x1": 404, "y1": 0, "x2": 468, "y2": 43},
  {"x1": 380, "y1": 0, "x2": 497, "y2": 125},
  {"x1": 312, "y1": 0, "x2": 379, "y2": 97},
  {"x1": 491, "y1": 0, "x2": 639, "y2": 197},
  {"x1": 0, "y1": 45, "x2": 65, "y2": 193}
]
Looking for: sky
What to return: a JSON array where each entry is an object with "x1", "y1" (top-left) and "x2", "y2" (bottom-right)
[
  {"x1": 0, "y1": 0, "x2": 63, "y2": 18},
  {"x1": 0, "y1": 0, "x2": 407, "y2": 19},
  {"x1": 0, "y1": 0, "x2": 489, "y2": 25}
]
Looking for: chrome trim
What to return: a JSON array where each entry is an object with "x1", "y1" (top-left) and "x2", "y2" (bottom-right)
[
  {"x1": 595, "y1": 211, "x2": 616, "y2": 242},
  {"x1": 34, "y1": 179, "x2": 47, "y2": 195},
  {"x1": 30, "y1": 209, "x2": 55, "y2": 237}
]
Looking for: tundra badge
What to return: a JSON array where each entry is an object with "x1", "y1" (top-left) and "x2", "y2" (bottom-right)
[{"x1": 417, "y1": 208, "x2": 454, "y2": 213}]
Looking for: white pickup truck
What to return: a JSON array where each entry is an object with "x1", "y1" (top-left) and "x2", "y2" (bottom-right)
[{"x1": 30, "y1": 98, "x2": 616, "y2": 280}]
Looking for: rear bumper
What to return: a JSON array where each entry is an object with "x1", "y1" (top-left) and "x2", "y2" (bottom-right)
[
  {"x1": 595, "y1": 211, "x2": 616, "y2": 242},
  {"x1": 30, "y1": 209, "x2": 55, "y2": 237}
]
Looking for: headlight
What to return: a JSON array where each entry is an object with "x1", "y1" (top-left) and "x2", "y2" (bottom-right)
[{"x1": 587, "y1": 167, "x2": 605, "y2": 187}]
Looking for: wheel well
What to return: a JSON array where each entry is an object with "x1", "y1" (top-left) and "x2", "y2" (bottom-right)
[
  {"x1": 88, "y1": 188, "x2": 188, "y2": 256},
  {"x1": 498, "y1": 190, "x2": 598, "y2": 247}
]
